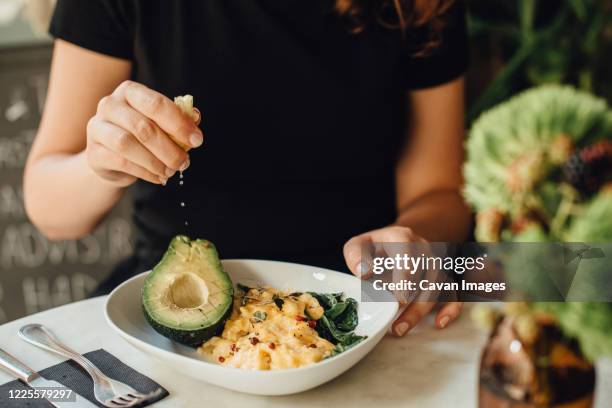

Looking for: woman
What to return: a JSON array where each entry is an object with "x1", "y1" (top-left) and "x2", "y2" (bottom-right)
[{"x1": 23, "y1": 0, "x2": 471, "y2": 336}]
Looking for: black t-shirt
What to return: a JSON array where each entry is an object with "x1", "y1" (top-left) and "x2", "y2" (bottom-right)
[{"x1": 49, "y1": 0, "x2": 468, "y2": 290}]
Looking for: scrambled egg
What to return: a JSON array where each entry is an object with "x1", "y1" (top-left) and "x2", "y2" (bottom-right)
[{"x1": 198, "y1": 286, "x2": 335, "y2": 370}]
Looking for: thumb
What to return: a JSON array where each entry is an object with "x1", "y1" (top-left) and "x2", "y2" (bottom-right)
[{"x1": 343, "y1": 233, "x2": 374, "y2": 279}]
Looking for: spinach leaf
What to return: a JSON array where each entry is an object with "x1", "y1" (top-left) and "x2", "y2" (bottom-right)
[
  {"x1": 316, "y1": 315, "x2": 366, "y2": 346},
  {"x1": 311, "y1": 292, "x2": 366, "y2": 357},
  {"x1": 315, "y1": 315, "x2": 342, "y2": 343},
  {"x1": 336, "y1": 298, "x2": 359, "y2": 331},
  {"x1": 237, "y1": 283, "x2": 254, "y2": 306},
  {"x1": 328, "y1": 343, "x2": 349, "y2": 358},
  {"x1": 325, "y1": 301, "x2": 348, "y2": 320},
  {"x1": 252, "y1": 311, "x2": 267, "y2": 322},
  {"x1": 327, "y1": 334, "x2": 366, "y2": 358},
  {"x1": 309, "y1": 292, "x2": 343, "y2": 309},
  {"x1": 237, "y1": 283, "x2": 252, "y2": 293},
  {"x1": 273, "y1": 294, "x2": 284, "y2": 310}
]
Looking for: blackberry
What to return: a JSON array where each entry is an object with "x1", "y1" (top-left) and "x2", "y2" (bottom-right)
[{"x1": 563, "y1": 141, "x2": 612, "y2": 194}]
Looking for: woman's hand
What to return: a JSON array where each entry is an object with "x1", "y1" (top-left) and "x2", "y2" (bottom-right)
[
  {"x1": 86, "y1": 80, "x2": 203, "y2": 187},
  {"x1": 343, "y1": 225, "x2": 463, "y2": 337}
]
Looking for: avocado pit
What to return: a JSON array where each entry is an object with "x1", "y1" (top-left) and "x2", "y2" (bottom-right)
[{"x1": 168, "y1": 273, "x2": 209, "y2": 309}]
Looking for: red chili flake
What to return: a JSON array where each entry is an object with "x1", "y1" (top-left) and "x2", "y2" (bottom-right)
[
  {"x1": 218, "y1": 356, "x2": 225, "y2": 362},
  {"x1": 309, "y1": 344, "x2": 317, "y2": 348},
  {"x1": 250, "y1": 337, "x2": 260, "y2": 345},
  {"x1": 230, "y1": 343, "x2": 237, "y2": 352},
  {"x1": 268, "y1": 342, "x2": 276, "y2": 350},
  {"x1": 295, "y1": 316, "x2": 306, "y2": 322},
  {"x1": 307, "y1": 320, "x2": 317, "y2": 329}
]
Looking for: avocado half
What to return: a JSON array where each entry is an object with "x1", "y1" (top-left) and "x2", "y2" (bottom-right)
[{"x1": 142, "y1": 236, "x2": 234, "y2": 347}]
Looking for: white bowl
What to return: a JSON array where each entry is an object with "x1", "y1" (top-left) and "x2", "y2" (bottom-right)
[{"x1": 104, "y1": 259, "x2": 398, "y2": 395}]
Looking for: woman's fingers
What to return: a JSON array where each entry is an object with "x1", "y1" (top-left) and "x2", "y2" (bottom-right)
[
  {"x1": 86, "y1": 81, "x2": 202, "y2": 187},
  {"x1": 114, "y1": 80, "x2": 203, "y2": 148},
  {"x1": 392, "y1": 301, "x2": 436, "y2": 336},
  {"x1": 343, "y1": 226, "x2": 426, "y2": 279},
  {"x1": 97, "y1": 97, "x2": 189, "y2": 173},
  {"x1": 391, "y1": 302, "x2": 462, "y2": 336},
  {"x1": 87, "y1": 141, "x2": 163, "y2": 186},
  {"x1": 88, "y1": 116, "x2": 171, "y2": 182},
  {"x1": 436, "y1": 302, "x2": 463, "y2": 329},
  {"x1": 344, "y1": 226, "x2": 463, "y2": 335}
]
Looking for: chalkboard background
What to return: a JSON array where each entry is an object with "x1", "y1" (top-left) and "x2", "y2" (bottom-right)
[{"x1": 0, "y1": 44, "x2": 134, "y2": 323}]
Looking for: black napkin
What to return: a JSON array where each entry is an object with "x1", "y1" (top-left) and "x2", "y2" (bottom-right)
[{"x1": 0, "y1": 349, "x2": 168, "y2": 407}]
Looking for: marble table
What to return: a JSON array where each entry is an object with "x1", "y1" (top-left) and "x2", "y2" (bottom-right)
[{"x1": 0, "y1": 298, "x2": 610, "y2": 407}]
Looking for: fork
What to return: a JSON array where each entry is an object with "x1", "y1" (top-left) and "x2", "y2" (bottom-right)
[{"x1": 19, "y1": 324, "x2": 162, "y2": 407}]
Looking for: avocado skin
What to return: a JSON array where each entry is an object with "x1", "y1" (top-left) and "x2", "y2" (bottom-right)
[
  {"x1": 142, "y1": 235, "x2": 234, "y2": 347},
  {"x1": 142, "y1": 300, "x2": 232, "y2": 347}
]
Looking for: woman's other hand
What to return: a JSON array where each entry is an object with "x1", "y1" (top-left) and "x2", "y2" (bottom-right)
[
  {"x1": 86, "y1": 80, "x2": 203, "y2": 187},
  {"x1": 343, "y1": 225, "x2": 463, "y2": 336}
]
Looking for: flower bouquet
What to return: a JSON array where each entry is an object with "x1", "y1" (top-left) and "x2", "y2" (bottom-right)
[{"x1": 464, "y1": 85, "x2": 612, "y2": 407}]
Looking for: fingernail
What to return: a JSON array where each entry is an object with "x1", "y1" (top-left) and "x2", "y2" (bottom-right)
[
  {"x1": 356, "y1": 262, "x2": 366, "y2": 277},
  {"x1": 439, "y1": 316, "x2": 450, "y2": 329},
  {"x1": 189, "y1": 132, "x2": 203, "y2": 148},
  {"x1": 180, "y1": 157, "x2": 190, "y2": 172},
  {"x1": 165, "y1": 167, "x2": 176, "y2": 178},
  {"x1": 395, "y1": 322, "x2": 410, "y2": 336},
  {"x1": 160, "y1": 177, "x2": 168, "y2": 186}
]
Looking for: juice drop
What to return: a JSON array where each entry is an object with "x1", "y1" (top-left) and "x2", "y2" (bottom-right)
[{"x1": 178, "y1": 172, "x2": 189, "y2": 230}]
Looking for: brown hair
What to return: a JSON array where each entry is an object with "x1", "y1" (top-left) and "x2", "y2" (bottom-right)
[{"x1": 335, "y1": 0, "x2": 455, "y2": 56}]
